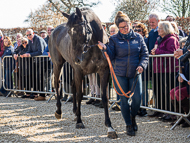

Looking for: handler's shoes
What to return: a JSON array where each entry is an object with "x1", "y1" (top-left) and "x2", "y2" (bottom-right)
[
  {"x1": 34, "y1": 96, "x2": 46, "y2": 101},
  {"x1": 131, "y1": 116, "x2": 138, "y2": 131},
  {"x1": 126, "y1": 125, "x2": 135, "y2": 136}
]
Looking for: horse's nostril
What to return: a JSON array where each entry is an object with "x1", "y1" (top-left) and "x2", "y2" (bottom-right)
[{"x1": 75, "y1": 56, "x2": 82, "y2": 63}]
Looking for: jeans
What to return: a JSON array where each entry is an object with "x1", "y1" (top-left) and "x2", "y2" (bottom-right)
[{"x1": 113, "y1": 74, "x2": 142, "y2": 125}]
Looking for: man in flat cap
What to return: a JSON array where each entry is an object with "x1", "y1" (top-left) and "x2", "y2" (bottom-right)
[{"x1": 40, "y1": 30, "x2": 47, "y2": 41}]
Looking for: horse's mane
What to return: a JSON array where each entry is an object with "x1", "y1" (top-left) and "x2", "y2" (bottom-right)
[{"x1": 67, "y1": 7, "x2": 93, "y2": 27}]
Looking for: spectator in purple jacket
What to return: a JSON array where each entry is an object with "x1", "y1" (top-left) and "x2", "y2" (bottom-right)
[{"x1": 151, "y1": 21, "x2": 180, "y2": 120}]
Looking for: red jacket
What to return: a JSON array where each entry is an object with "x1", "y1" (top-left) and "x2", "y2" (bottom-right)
[
  {"x1": 153, "y1": 34, "x2": 179, "y2": 73},
  {"x1": 0, "y1": 37, "x2": 4, "y2": 57}
]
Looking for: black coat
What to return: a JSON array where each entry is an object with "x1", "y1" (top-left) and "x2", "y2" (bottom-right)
[
  {"x1": 13, "y1": 45, "x2": 29, "y2": 56},
  {"x1": 27, "y1": 34, "x2": 47, "y2": 57}
]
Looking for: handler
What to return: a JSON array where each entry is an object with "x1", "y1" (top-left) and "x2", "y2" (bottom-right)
[{"x1": 98, "y1": 11, "x2": 149, "y2": 136}]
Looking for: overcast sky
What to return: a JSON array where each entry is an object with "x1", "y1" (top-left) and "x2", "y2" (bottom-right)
[{"x1": 0, "y1": 0, "x2": 166, "y2": 28}]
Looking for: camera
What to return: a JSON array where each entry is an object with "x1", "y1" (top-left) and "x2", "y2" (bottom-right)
[{"x1": 178, "y1": 34, "x2": 190, "y2": 63}]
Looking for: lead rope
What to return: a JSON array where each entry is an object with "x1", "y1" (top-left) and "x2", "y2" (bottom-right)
[{"x1": 104, "y1": 51, "x2": 140, "y2": 105}]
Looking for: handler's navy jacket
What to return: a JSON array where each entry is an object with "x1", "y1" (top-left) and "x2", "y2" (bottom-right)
[{"x1": 105, "y1": 29, "x2": 149, "y2": 78}]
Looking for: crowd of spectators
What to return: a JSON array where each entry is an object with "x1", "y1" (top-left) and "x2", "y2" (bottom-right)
[
  {"x1": 0, "y1": 26, "x2": 54, "y2": 101},
  {"x1": 0, "y1": 13, "x2": 189, "y2": 132}
]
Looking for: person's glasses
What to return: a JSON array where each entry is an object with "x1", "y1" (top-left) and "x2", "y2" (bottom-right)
[
  {"x1": 22, "y1": 41, "x2": 27, "y2": 45},
  {"x1": 134, "y1": 29, "x2": 142, "y2": 32},
  {"x1": 110, "y1": 31, "x2": 115, "y2": 33},
  {"x1": 118, "y1": 25, "x2": 129, "y2": 30},
  {"x1": 26, "y1": 34, "x2": 32, "y2": 37}
]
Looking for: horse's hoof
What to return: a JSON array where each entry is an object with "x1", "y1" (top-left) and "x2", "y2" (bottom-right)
[
  {"x1": 76, "y1": 123, "x2": 85, "y2": 129},
  {"x1": 107, "y1": 131, "x2": 118, "y2": 139},
  {"x1": 55, "y1": 112, "x2": 62, "y2": 119}
]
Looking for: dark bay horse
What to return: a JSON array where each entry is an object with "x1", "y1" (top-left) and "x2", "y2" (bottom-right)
[{"x1": 48, "y1": 7, "x2": 117, "y2": 138}]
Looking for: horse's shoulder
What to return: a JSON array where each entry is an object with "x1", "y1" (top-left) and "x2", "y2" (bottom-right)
[{"x1": 52, "y1": 23, "x2": 69, "y2": 46}]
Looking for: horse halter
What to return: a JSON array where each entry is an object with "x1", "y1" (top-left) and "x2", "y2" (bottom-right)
[
  {"x1": 73, "y1": 19, "x2": 93, "y2": 53},
  {"x1": 82, "y1": 20, "x2": 93, "y2": 53}
]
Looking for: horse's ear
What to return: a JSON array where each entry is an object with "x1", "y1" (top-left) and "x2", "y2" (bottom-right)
[
  {"x1": 61, "y1": 11, "x2": 70, "y2": 19},
  {"x1": 76, "y1": 7, "x2": 83, "y2": 20}
]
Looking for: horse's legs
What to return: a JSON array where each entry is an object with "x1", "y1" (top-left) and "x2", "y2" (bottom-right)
[
  {"x1": 54, "y1": 64, "x2": 64, "y2": 119},
  {"x1": 74, "y1": 72, "x2": 85, "y2": 128},
  {"x1": 99, "y1": 70, "x2": 118, "y2": 139},
  {"x1": 72, "y1": 77, "x2": 77, "y2": 115}
]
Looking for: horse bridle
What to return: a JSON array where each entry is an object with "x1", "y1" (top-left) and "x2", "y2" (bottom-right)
[{"x1": 72, "y1": 19, "x2": 93, "y2": 53}]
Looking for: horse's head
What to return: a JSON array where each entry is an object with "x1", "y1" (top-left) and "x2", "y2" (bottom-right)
[{"x1": 62, "y1": 8, "x2": 93, "y2": 63}]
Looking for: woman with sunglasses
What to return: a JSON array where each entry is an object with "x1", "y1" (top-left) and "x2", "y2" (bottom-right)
[
  {"x1": 13, "y1": 38, "x2": 29, "y2": 97},
  {"x1": 13, "y1": 38, "x2": 29, "y2": 67},
  {"x1": 134, "y1": 23, "x2": 148, "y2": 44},
  {"x1": 98, "y1": 11, "x2": 149, "y2": 136}
]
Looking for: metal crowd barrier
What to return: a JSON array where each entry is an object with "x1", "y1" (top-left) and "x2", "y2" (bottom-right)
[
  {"x1": 1, "y1": 55, "x2": 54, "y2": 98},
  {"x1": 1, "y1": 54, "x2": 190, "y2": 131},
  {"x1": 140, "y1": 54, "x2": 190, "y2": 130}
]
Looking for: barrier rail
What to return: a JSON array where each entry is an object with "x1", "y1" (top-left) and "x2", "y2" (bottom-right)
[
  {"x1": 1, "y1": 55, "x2": 54, "y2": 97},
  {"x1": 1, "y1": 54, "x2": 189, "y2": 131}
]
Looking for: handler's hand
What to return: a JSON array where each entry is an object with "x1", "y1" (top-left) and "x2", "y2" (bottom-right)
[
  {"x1": 136, "y1": 66, "x2": 143, "y2": 74},
  {"x1": 97, "y1": 41, "x2": 107, "y2": 50}
]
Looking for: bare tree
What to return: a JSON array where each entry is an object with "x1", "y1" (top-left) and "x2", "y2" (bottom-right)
[
  {"x1": 25, "y1": 0, "x2": 100, "y2": 27},
  {"x1": 161, "y1": 0, "x2": 190, "y2": 17},
  {"x1": 25, "y1": 3, "x2": 67, "y2": 28},
  {"x1": 48, "y1": 0, "x2": 100, "y2": 14},
  {"x1": 110, "y1": 0, "x2": 159, "y2": 21}
]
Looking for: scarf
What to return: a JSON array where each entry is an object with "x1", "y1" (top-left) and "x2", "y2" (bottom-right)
[{"x1": 119, "y1": 29, "x2": 132, "y2": 40}]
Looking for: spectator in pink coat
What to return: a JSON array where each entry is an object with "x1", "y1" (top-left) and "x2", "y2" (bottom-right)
[
  {"x1": 151, "y1": 21, "x2": 180, "y2": 120},
  {"x1": 0, "y1": 30, "x2": 5, "y2": 57}
]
